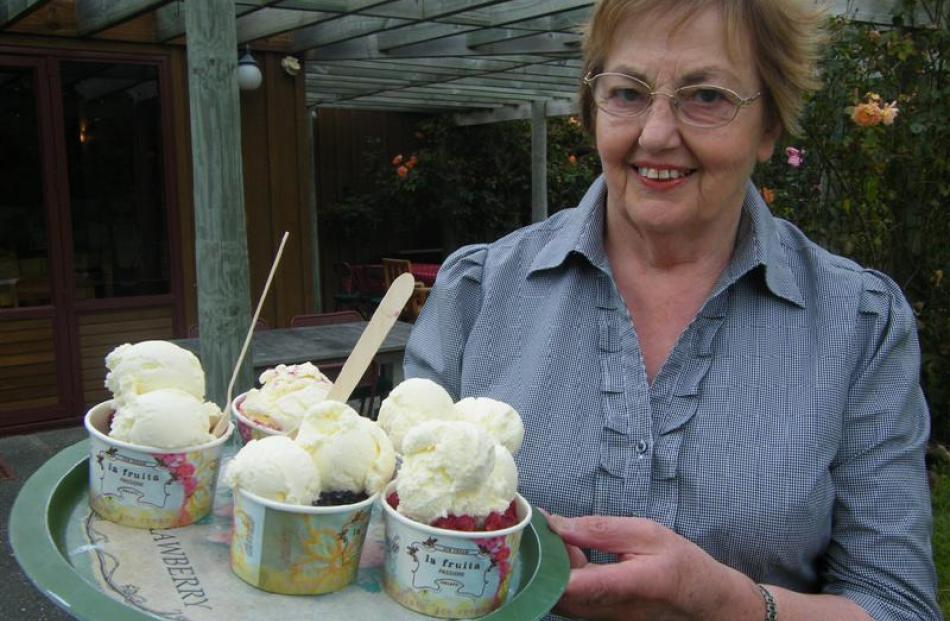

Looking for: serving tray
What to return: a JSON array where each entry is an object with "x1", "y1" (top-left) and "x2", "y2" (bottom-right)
[{"x1": 10, "y1": 440, "x2": 569, "y2": 621}]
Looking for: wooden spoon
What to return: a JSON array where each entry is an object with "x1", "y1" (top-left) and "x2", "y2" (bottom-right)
[{"x1": 325, "y1": 272, "x2": 416, "y2": 404}]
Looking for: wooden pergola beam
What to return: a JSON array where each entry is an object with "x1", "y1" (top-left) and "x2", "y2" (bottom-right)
[
  {"x1": 0, "y1": 0, "x2": 51, "y2": 29},
  {"x1": 74, "y1": 0, "x2": 174, "y2": 37}
]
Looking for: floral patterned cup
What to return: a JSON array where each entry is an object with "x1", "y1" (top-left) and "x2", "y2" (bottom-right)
[
  {"x1": 231, "y1": 392, "x2": 285, "y2": 446},
  {"x1": 230, "y1": 488, "x2": 376, "y2": 595},
  {"x1": 380, "y1": 481, "x2": 532, "y2": 618},
  {"x1": 85, "y1": 400, "x2": 233, "y2": 529}
]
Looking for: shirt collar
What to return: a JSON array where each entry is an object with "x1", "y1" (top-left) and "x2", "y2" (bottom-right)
[
  {"x1": 732, "y1": 180, "x2": 805, "y2": 307},
  {"x1": 529, "y1": 176, "x2": 610, "y2": 274},
  {"x1": 529, "y1": 176, "x2": 805, "y2": 308}
]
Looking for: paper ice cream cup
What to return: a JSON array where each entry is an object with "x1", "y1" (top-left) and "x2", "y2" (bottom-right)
[
  {"x1": 230, "y1": 488, "x2": 376, "y2": 595},
  {"x1": 380, "y1": 481, "x2": 532, "y2": 618},
  {"x1": 232, "y1": 392, "x2": 286, "y2": 447},
  {"x1": 85, "y1": 400, "x2": 233, "y2": 529}
]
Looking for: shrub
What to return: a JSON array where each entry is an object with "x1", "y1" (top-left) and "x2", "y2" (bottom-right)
[{"x1": 754, "y1": 0, "x2": 949, "y2": 441}]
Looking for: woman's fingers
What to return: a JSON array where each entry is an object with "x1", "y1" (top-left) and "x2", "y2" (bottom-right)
[
  {"x1": 565, "y1": 542, "x2": 588, "y2": 569},
  {"x1": 554, "y1": 561, "x2": 644, "y2": 620},
  {"x1": 539, "y1": 508, "x2": 589, "y2": 569},
  {"x1": 547, "y1": 514, "x2": 664, "y2": 554}
]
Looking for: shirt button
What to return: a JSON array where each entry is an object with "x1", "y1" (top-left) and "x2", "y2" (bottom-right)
[{"x1": 635, "y1": 439, "x2": 648, "y2": 454}]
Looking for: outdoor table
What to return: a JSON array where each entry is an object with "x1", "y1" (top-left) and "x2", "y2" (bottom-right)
[
  {"x1": 171, "y1": 320, "x2": 413, "y2": 380},
  {"x1": 408, "y1": 262, "x2": 440, "y2": 287}
]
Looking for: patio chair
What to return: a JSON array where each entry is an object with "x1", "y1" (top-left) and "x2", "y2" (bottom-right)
[
  {"x1": 405, "y1": 284, "x2": 432, "y2": 322},
  {"x1": 381, "y1": 258, "x2": 412, "y2": 287},
  {"x1": 353, "y1": 264, "x2": 386, "y2": 316},
  {"x1": 332, "y1": 262, "x2": 364, "y2": 315},
  {"x1": 289, "y1": 310, "x2": 389, "y2": 418}
]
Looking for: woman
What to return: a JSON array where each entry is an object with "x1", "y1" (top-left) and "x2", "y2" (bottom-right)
[{"x1": 404, "y1": 1, "x2": 939, "y2": 619}]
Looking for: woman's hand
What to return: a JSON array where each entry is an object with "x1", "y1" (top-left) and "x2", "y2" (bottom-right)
[{"x1": 545, "y1": 513, "x2": 763, "y2": 621}]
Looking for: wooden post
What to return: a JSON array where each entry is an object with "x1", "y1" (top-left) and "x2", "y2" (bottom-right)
[
  {"x1": 531, "y1": 100, "x2": 548, "y2": 223},
  {"x1": 307, "y1": 107, "x2": 323, "y2": 312},
  {"x1": 184, "y1": 0, "x2": 254, "y2": 407}
]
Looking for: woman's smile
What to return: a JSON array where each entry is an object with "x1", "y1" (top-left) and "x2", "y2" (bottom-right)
[{"x1": 631, "y1": 162, "x2": 696, "y2": 190}]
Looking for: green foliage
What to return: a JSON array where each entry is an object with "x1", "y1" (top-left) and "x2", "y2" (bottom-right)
[
  {"x1": 320, "y1": 116, "x2": 599, "y2": 254},
  {"x1": 754, "y1": 1, "x2": 949, "y2": 442},
  {"x1": 929, "y1": 464, "x2": 950, "y2": 616}
]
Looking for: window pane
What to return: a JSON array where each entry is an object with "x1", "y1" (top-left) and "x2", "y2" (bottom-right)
[
  {"x1": 61, "y1": 61, "x2": 169, "y2": 299},
  {"x1": 0, "y1": 66, "x2": 52, "y2": 308}
]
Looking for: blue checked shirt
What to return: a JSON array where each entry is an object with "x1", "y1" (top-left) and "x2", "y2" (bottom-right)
[{"x1": 404, "y1": 176, "x2": 940, "y2": 620}]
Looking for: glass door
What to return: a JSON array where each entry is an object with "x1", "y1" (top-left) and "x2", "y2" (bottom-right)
[
  {"x1": 0, "y1": 55, "x2": 73, "y2": 429},
  {"x1": 0, "y1": 51, "x2": 180, "y2": 433}
]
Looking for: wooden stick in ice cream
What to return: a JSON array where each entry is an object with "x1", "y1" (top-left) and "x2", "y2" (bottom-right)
[
  {"x1": 326, "y1": 272, "x2": 416, "y2": 404},
  {"x1": 213, "y1": 231, "x2": 289, "y2": 437}
]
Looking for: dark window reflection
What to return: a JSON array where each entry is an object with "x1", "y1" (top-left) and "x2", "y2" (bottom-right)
[
  {"x1": 0, "y1": 66, "x2": 51, "y2": 308},
  {"x1": 61, "y1": 61, "x2": 169, "y2": 299}
]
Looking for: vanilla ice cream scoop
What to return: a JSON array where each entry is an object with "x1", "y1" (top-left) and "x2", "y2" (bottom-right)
[
  {"x1": 295, "y1": 400, "x2": 395, "y2": 495},
  {"x1": 454, "y1": 397, "x2": 524, "y2": 454},
  {"x1": 225, "y1": 435, "x2": 321, "y2": 504},
  {"x1": 451, "y1": 444, "x2": 518, "y2": 519},
  {"x1": 396, "y1": 420, "x2": 515, "y2": 524},
  {"x1": 377, "y1": 377, "x2": 455, "y2": 453},
  {"x1": 105, "y1": 340, "x2": 205, "y2": 405},
  {"x1": 240, "y1": 363, "x2": 333, "y2": 433},
  {"x1": 109, "y1": 388, "x2": 220, "y2": 449}
]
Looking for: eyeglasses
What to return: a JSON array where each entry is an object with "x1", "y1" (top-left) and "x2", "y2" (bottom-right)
[{"x1": 583, "y1": 72, "x2": 761, "y2": 128}]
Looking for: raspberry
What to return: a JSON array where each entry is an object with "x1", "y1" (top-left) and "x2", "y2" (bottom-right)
[
  {"x1": 432, "y1": 514, "x2": 478, "y2": 531},
  {"x1": 483, "y1": 501, "x2": 520, "y2": 531},
  {"x1": 391, "y1": 494, "x2": 519, "y2": 532}
]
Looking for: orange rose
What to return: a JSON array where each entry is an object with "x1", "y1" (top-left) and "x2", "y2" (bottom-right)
[
  {"x1": 760, "y1": 187, "x2": 775, "y2": 205},
  {"x1": 406, "y1": 155, "x2": 418, "y2": 169},
  {"x1": 392, "y1": 154, "x2": 404, "y2": 166},
  {"x1": 850, "y1": 103, "x2": 882, "y2": 127},
  {"x1": 396, "y1": 165, "x2": 409, "y2": 177},
  {"x1": 567, "y1": 154, "x2": 577, "y2": 166}
]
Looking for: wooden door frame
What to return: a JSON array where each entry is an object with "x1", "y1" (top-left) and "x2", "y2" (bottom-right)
[{"x1": 0, "y1": 45, "x2": 184, "y2": 432}]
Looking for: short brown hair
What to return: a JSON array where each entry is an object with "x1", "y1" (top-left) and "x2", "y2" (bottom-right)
[{"x1": 579, "y1": 0, "x2": 827, "y2": 137}]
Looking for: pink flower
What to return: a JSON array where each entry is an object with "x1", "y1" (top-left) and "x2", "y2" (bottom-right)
[{"x1": 785, "y1": 146, "x2": 804, "y2": 168}]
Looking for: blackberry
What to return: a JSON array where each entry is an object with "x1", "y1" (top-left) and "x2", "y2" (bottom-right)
[{"x1": 313, "y1": 490, "x2": 368, "y2": 507}]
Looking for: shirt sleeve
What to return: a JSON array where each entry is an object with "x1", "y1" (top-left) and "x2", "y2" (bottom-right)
[
  {"x1": 403, "y1": 244, "x2": 487, "y2": 400},
  {"x1": 823, "y1": 270, "x2": 940, "y2": 620}
]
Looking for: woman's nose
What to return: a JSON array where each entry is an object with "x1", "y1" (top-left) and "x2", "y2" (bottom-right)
[{"x1": 636, "y1": 95, "x2": 682, "y2": 151}]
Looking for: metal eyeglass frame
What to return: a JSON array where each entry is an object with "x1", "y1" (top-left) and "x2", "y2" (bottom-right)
[{"x1": 583, "y1": 71, "x2": 762, "y2": 128}]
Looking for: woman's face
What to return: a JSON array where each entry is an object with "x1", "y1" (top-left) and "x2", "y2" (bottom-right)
[{"x1": 595, "y1": 5, "x2": 779, "y2": 239}]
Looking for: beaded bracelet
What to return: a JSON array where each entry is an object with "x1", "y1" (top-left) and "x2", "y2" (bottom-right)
[{"x1": 757, "y1": 584, "x2": 777, "y2": 621}]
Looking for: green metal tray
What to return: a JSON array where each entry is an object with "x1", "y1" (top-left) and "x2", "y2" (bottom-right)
[{"x1": 10, "y1": 440, "x2": 569, "y2": 621}]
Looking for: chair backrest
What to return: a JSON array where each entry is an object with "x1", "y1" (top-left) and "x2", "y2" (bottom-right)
[
  {"x1": 188, "y1": 318, "x2": 269, "y2": 338},
  {"x1": 404, "y1": 284, "x2": 431, "y2": 322},
  {"x1": 290, "y1": 310, "x2": 364, "y2": 328},
  {"x1": 381, "y1": 258, "x2": 412, "y2": 287}
]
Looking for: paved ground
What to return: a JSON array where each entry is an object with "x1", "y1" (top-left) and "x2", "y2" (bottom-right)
[{"x1": 1, "y1": 425, "x2": 89, "y2": 620}]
